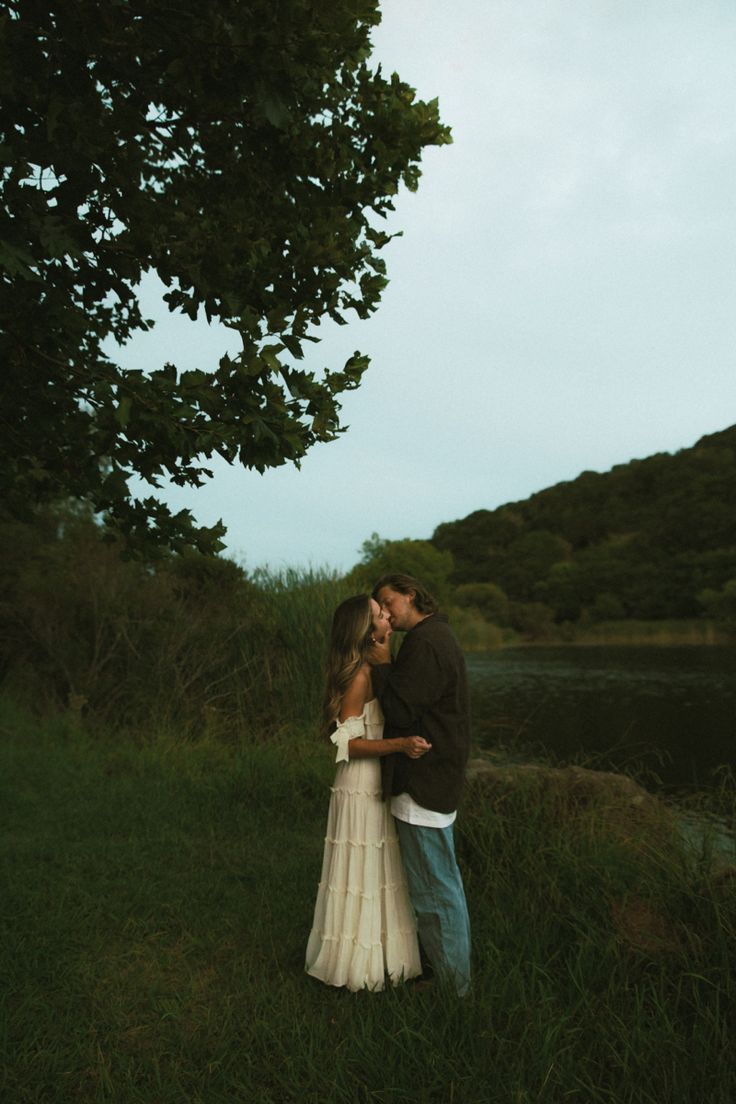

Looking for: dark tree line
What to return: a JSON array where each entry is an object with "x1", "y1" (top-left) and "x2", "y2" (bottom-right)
[{"x1": 432, "y1": 426, "x2": 736, "y2": 626}]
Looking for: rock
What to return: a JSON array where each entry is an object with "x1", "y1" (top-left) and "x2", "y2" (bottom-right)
[
  {"x1": 609, "y1": 896, "x2": 682, "y2": 955},
  {"x1": 464, "y1": 756, "x2": 674, "y2": 849},
  {"x1": 466, "y1": 757, "x2": 660, "y2": 811}
]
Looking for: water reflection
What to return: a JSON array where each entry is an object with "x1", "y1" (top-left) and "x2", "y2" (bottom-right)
[{"x1": 466, "y1": 646, "x2": 736, "y2": 790}]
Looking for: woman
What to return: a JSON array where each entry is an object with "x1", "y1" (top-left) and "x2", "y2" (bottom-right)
[{"x1": 305, "y1": 594, "x2": 430, "y2": 991}]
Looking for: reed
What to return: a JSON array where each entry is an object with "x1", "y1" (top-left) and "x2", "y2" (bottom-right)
[
  {"x1": 3, "y1": 701, "x2": 734, "y2": 1104},
  {"x1": 247, "y1": 566, "x2": 356, "y2": 728},
  {"x1": 0, "y1": 517, "x2": 355, "y2": 740}
]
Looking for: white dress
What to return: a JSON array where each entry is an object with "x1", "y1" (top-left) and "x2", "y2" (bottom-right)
[{"x1": 305, "y1": 698, "x2": 422, "y2": 991}]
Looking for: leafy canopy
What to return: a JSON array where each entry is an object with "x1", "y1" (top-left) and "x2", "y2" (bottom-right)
[{"x1": 1, "y1": 0, "x2": 450, "y2": 552}]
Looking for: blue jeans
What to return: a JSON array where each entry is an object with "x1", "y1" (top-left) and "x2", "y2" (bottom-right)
[{"x1": 394, "y1": 819, "x2": 471, "y2": 996}]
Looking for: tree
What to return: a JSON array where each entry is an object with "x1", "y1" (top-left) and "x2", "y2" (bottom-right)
[
  {"x1": 509, "y1": 601, "x2": 555, "y2": 640},
  {"x1": 431, "y1": 426, "x2": 736, "y2": 623},
  {"x1": 698, "y1": 579, "x2": 736, "y2": 633},
  {"x1": 349, "y1": 532, "x2": 454, "y2": 603},
  {"x1": 1, "y1": 0, "x2": 450, "y2": 552},
  {"x1": 453, "y1": 582, "x2": 510, "y2": 626},
  {"x1": 497, "y1": 530, "x2": 571, "y2": 601}
]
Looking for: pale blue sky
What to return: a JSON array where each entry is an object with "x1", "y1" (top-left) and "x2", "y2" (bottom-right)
[{"x1": 110, "y1": 0, "x2": 736, "y2": 572}]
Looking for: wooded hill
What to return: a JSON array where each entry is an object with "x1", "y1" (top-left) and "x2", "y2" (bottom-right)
[{"x1": 432, "y1": 425, "x2": 736, "y2": 625}]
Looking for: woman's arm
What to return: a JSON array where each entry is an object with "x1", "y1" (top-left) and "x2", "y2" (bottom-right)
[
  {"x1": 347, "y1": 734, "x2": 431, "y2": 760},
  {"x1": 338, "y1": 666, "x2": 430, "y2": 760}
]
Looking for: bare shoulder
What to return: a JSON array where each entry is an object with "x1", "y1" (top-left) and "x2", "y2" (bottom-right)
[{"x1": 338, "y1": 665, "x2": 371, "y2": 722}]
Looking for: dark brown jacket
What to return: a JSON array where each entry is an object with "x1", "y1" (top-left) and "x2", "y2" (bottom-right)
[{"x1": 372, "y1": 613, "x2": 470, "y2": 814}]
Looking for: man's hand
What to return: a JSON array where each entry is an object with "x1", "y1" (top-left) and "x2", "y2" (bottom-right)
[
  {"x1": 402, "y1": 736, "x2": 432, "y2": 759},
  {"x1": 367, "y1": 636, "x2": 392, "y2": 666}
]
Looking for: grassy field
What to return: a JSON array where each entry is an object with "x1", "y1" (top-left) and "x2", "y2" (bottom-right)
[{"x1": 2, "y1": 699, "x2": 735, "y2": 1104}]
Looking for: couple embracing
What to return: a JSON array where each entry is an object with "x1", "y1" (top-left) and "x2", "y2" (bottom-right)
[{"x1": 305, "y1": 573, "x2": 471, "y2": 996}]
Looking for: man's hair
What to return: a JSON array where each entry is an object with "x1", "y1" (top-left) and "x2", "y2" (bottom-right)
[{"x1": 372, "y1": 573, "x2": 439, "y2": 615}]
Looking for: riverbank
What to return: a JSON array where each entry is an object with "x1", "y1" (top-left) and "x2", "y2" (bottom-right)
[
  {"x1": 555, "y1": 617, "x2": 731, "y2": 647},
  {"x1": 3, "y1": 701, "x2": 734, "y2": 1103},
  {"x1": 456, "y1": 617, "x2": 732, "y2": 652}
]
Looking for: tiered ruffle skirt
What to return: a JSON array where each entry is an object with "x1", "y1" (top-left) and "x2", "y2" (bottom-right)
[{"x1": 305, "y1": 757, "x2": 421, "y2": 991}]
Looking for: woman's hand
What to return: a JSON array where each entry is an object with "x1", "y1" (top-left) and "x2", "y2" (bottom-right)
[{"x1": 402, "y1": 736, "x2": 432, "y2": 759}]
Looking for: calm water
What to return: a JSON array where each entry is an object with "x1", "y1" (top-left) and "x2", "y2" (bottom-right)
[{"x1": 466, "y1": 646, "x2": 736, "y2": 791}]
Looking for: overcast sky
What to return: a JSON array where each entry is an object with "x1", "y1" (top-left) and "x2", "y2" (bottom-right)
[{"x1": 111, "y1": 0, "x2": 736, "y2": 573}]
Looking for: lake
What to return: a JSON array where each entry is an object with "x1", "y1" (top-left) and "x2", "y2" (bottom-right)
[{"x1": 466, "y1": 645, "x2": 736, "y2": 792}]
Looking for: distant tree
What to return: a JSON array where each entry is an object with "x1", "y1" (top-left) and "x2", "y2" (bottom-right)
[
  {"x1": 509, "y1": 601, "x2": 555, "y2": 640},
  {"x1": 453, "y1": 582, "x2": 510, "y2": 626},
  {"x1": 590, "y1": 592, "x2": 625, "y2": 622},
  {"x1": 698, "y1": 579, "x2": 736, "y2": 632},
  {"x1": 1, "y1": 0, "x2": 450, "y2": 553},
  {"x1": 539, "y1": 560, "x2": 583, "y2": 622},
  {"x1": 498, "y1": 530, "x2": 571, "y2": 601},
  {"x1": 433, "y1": 507, "x2": 524, "y2": 582},
  {"x1": 430, "y1": 426, "x2": 736, "y2": 623},
  {"x1": 350, "y1": 533, "x2": 454, "y2": 603}
]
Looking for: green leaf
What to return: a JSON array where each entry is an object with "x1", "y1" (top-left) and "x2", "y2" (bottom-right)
[
  {"x1": 259, "y1": 94, "x2": 292, "y2": 130},
  {"x1": 260, "y1": 346, "x2": 283, "y2": 372},
  {"x1": 0, "y1": 240, "x2": 39, "y2": 279},
  {"x1": 115, "y1": 397, "x2": 133, "y2": 427}
]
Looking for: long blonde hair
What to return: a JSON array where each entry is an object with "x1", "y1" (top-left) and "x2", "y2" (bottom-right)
[{"x1": 322, "y1": 594, "x2": 373, "y2": 737}]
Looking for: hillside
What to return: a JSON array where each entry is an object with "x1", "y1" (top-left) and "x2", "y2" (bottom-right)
[{"x1": 432, "y1": 425, "x2": 736, "y2": 624}]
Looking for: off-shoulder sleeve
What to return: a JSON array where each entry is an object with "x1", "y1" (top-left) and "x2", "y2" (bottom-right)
[{"x1": 329, "y1": 714, "x2": 366, "y2": 763}]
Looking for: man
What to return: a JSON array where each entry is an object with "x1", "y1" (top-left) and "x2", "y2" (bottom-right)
[{"x1": 369, "y1": 572, "x2": 471, "y2": 996}]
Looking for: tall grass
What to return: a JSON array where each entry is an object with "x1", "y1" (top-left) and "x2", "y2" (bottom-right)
[
  {"x1": 248, "y1": 566, "x2": 356, "y2": 728},
  {"x1": 0, "y1": 506, "x2": 508, "y2": 739},
  {"x1": 3, "y1": 701, "x2": 734, "y2": 1103},
  {"x1": 0, "y1": 509, "x2": 356, "y2": 739}
]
